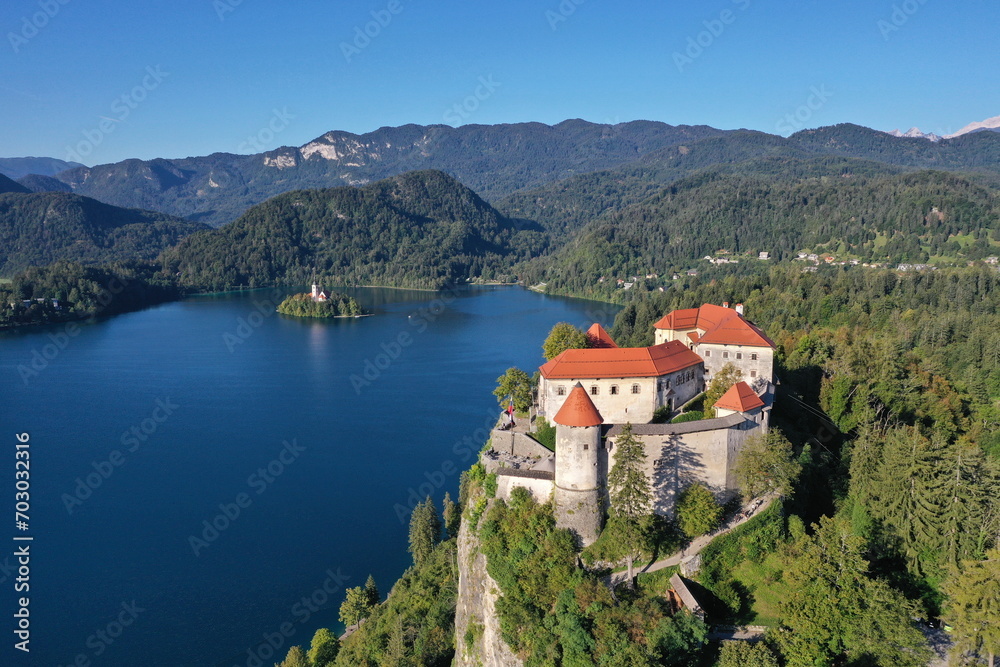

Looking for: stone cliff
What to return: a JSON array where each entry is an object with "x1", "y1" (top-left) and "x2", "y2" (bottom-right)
[{"x1": 453, "y1": 497, "x2": 523, "y2": 667}]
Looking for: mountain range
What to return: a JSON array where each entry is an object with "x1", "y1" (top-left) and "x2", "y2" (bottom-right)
[
  {"x1": 3, "y1": 118, "x2": 1000, "y2": 293},
  {"x1": 0, "y1": 157, "x2": 84, "y2": 180}
]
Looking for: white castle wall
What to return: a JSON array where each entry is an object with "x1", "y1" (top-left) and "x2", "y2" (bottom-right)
[
  {"x1": 698, "y1": 343, "x2": 774, "y2": 384},
  {"x1": 539, "y1": 365, "x2": 703, "y2": 425}
]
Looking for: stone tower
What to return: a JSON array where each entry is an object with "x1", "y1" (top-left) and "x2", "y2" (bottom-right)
[{"x1": 553, "y1": 382, "x2": 604, "y2": 547}]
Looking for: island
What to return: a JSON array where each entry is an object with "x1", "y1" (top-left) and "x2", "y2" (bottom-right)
[{"x1": 276, "y1": 284, "x2": 368, "y2": 318}]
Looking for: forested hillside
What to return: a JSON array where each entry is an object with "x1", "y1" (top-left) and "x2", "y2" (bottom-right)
[
  {"x1": 0, "y1": 192, "x2": 208, "y2": 276},
  {"x1": 160, "y1": 170, "x2": 543, "y2": 290},
  {"x1": 532, "y1": 169, "x2": 1000, "y2": 297}
]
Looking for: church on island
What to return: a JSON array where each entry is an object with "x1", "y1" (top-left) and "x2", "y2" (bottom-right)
[{"x1": 488, "y1": 302, "x2": 776, "y2": 547}]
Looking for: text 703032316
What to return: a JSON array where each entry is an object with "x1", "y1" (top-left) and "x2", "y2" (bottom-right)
[{"x1": 14, "y1": 432, "x2": 32, "y2": 653}]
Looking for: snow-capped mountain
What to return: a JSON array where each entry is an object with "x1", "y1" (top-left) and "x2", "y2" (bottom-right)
[
  {"x1": 945, "y1": 115, "x2": 1000, "y2": 139},
  {"x1": 886, "y1": 127, "x2": 942, "y2": 142}
]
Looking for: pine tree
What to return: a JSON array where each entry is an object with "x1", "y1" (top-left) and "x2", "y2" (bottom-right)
[
  {"x1": 606, "y1": 423, "x2": 651, "y2": 586},
  {"x1": 775, "y1": 516, "x2": 931, "y2": 667},
  {"x1": 407, "y1": 496, "x2": 440, "y2": 566},
  {"x1": 943, "y1": 550, "x2": 1000, "y2": 667},
  {"x1": 363, "y1": 575, "x2": 379, "y2": 607},
  {"x1": 442, "y1": 491, "x2": 461, "y2": 539}
]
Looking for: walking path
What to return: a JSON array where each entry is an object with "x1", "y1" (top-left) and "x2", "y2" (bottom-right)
[{"x1": 607, "y1": 492, "x2": 779, "y2": 588}]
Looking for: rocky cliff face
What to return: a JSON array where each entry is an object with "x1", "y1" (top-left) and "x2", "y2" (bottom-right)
[{"x1": 453, "y1": 500, "x2": 523, "y2": 667}]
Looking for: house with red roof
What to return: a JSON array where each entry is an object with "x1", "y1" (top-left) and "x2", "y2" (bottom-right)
[
  {"x1": 653, "y1": 302, "x2": 776, "y2": 384},
  {"x1": 538, "y1": 335, "x2": 704, "y2": 424}
]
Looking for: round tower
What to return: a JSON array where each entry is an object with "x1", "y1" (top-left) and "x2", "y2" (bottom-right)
[{"x1": 553, "y1": 382, "x2": 604, "y2": 547}]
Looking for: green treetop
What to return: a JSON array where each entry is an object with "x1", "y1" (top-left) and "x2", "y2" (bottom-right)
[
  {"x1": 542, "y1": 322, "x2": 589, "y2": 361},
  {"x1": 732, "y1": 430, "x2": 802, "y2": 501},
  {"x1": 675, "y1": 483, "x2": 722, "y2": 539},
  {"x1": 704, "y1": 363, "x2": 744, "y2": 413},
  {"x1": 943, "y1": 550, "x2": 1000, "y2": 667},
  {"x1": 492, "y1": 367, "x2": 534, "y2": 413}
]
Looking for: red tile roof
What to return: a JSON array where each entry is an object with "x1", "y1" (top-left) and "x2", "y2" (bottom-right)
[
  {"x1": 654, "y1": 304, "x2": 775, "y2": 349},
  {"x1": 553, "y1": 383, "x2": 604, "y2": 427},
  {"x1": 714, "y1": 381, "x2": 765, "y2": 413},
  {"x1": 540, "y1": 341, "x2": 702, "y2": 380},
  {"x1": 586, "y1": 323, "x2": 618, "y2": 349}
]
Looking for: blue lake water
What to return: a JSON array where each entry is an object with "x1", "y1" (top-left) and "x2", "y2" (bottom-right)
[{"x1": 0, "y1": 286, "x2": 618, "y2": 667}]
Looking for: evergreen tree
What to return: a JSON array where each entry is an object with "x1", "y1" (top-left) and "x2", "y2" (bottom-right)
[
  {"x1": 408, "y1": 496, "x2": 441, "y2": 566},
  {"x1": 774, "y1": 516, "x2": 931, "y2": 667},
  {"x1": 732, "y1": 430, "x2": 802, "y2": 501},
  {"x1": 543, "y1": 322, "x2": 589, "y2": 360},
  {"x1": 364, "y1": 574, "x2": 379, "y2": 607},
  {"x1": 942, "y1": 550, "x2": 1000, "y2": 667},
  {"x1": 442, "y1": 492, "x2": 461, "y2": 540},
  {"x1": 306, "y1": 628, "x2": 339, "y2": 667},
  {"x1": 704, "y1": 363, "x2": 744, "y2": 412},
  {"x1": 606, "y1": 423, "x2": 651, "y2": 586}
]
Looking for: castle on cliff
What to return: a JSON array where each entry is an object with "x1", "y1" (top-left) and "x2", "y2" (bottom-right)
[{"x1": 488, "y1": 302, "x2": 776, "y2": 547}]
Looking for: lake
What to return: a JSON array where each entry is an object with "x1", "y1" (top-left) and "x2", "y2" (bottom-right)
[{"x1": 0, "y1": 286, "x2": 618, "y2": 667}]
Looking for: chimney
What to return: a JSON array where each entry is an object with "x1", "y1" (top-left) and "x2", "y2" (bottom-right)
[
  {"x1": 735, "y1": 303, "x2": 744, "y2": 316},
  {"x1": 722, "y1": 301, "x2": 730, "y2": 309}
]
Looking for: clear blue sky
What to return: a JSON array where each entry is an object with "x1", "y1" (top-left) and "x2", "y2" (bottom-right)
[{"x1": 2, "y1": 0, "x2": 997, "y2": 166}]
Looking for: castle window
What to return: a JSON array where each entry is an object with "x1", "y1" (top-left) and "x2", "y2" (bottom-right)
[
  {"x1": 736, "y1": 352, "x2": 743, "y2": 360},
  {"x1": 704, "y1": 350, "x2": 711, "y2": 357},
  {"x1": 590, "y1": 386, "x2": 599, "y2": 396},
  {"x1": 583, "y1": 443, "x2": 589, "y2": 450},
  {"x1": 631, "y1": 384, "x2": 641, "y2": 395},
  {"x1": 723, "y1": 351, "x2": 729, "y2": 359},
  {"x1": 610, "y1": 385, "x2": 619, "y2": 395},
  {"x1": 665, "y1": 379, "x2": 671, "y2": 388},
  {"x1": 751, "y1": 353, "x2": 758, "y2": 361},
  {"x1": 556, "y1": 386, "x2": 566, "y2": 396},
  {"x1": 750, "y1": 370, "x2": 757, "y2": 378}
]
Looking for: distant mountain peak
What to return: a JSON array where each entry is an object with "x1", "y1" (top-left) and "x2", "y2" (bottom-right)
[
  {"x1": 945, "y1": 114, "x2": 1000, "y2": 139},
  {"x1": 886, "y1": 127, "x2": 942, "y2": 142}
]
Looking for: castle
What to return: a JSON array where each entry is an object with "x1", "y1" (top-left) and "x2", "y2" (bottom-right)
[{"x1": 490, "y1": 303, "x2": 776, "y2": 547}]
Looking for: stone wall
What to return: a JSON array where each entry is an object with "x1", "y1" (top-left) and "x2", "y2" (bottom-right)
[
  {"x1": 605, "y1": 411, "x2": 763, "y2": 514},
  {"x1": 490, "y1": 429, "x2": 553, "y2": 459},
  {"x1": 496, "y1": 471, "x2": 554, "y2": 504}
]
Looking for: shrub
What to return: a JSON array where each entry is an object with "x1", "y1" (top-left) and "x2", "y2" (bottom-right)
[{"x1": 671, "y1": 411, "x2": 704, "y2": 424}]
